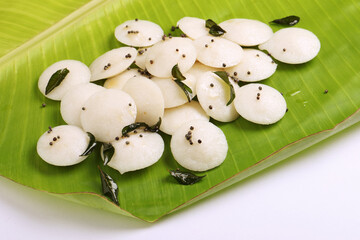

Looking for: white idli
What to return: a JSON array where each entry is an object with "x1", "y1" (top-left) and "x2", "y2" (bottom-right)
[
  {"x1": 226, "y1": 49, "x2": 277, "y2": 82},
  {"x1": 80, "y1": 89, "x2": 137, "y2": 142},
  {"x1": 108, "y1": 131, "x2": 164, "y2": 174},
  {"x1": 170, "y1": 120, "x2": 228, "y2": 171},
  {"x1": 38, "y1": 60, "x2": 91, "y2": 101},
  {"x1": 115, "y1": 19, "x2": 164, "y2": 47},
  {"x1": 145, "y1": 37, "x2": 197, "y2": 78},
  {"x1": 177, "y1": 17, "x2": 209, "y2": 39},
  {"x1": 89, "y1": 47, "x2": 137, "y2": 81},
  {"x1": 234, "y1": 83, "x2": 287, "y2": 125},
  {"x1": 193, "y1": 36, "x2": 243, "y2": 68},
  {"x1": 258, "y1": 27, "x2": 321, "y2": 64},
  {"x1": 219, "y1": 19, "x2": 273, "y2": 46},
  {"x1": 122, "y1": 76, "x2": 164, "y2": 125},
  {"x1": 196, "y1": 71, "x2": 239, "y2": 122},
  {"x1": 37, "y1": 125, "x2": 89, "y2": 166}
]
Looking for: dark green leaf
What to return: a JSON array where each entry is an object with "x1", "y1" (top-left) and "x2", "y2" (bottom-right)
[
  {"x1": 45, "y1": 68, "x2": 69, "y2": 95},
  {"x1": 122, "y1": 122, "x2": 149, "y2": 136},
  {"x1": 146, "y1": 117, "x2": 162, "y2": 132},
  {"x1": 205, "y1": 19, "x2": 217, "y2": 28},
  {"x1": 169, "y1": 169, "x2": 205, "y2": 185},
  {"x1": 121, "y1": 118, "x2": 162, "y2": 136},
  {"x1": 213, "y1": 71, "x2": 235, "y2": 105},
  {"x1": 205, "y1": 19, "x2": 226, "y2": 36},
  {"x1": 174, "y1": 80, "x2": 193, "y2": 102},
  {"x1": 171, "y1": 64, "x2": 186, "y2": 81},
  {"x1": 102, "y1": 143, "x2": 114, "y2": 166},
  {"x1": 270, "y1": 15, "x2": 300, "y2": 26},
  {"x1": 209, "y1": 25, "x2": 226, "y2": 36},
  {"x1": 98, "y1": 166, "x2": 119, "y2": 205},
  {"x1": 80, "y1": 132, "x2": 97, "y2": 156}
]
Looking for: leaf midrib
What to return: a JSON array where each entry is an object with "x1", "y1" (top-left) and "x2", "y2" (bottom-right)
[{"x1": 0, "y1": 0, "x2": 112, "y2": 67}]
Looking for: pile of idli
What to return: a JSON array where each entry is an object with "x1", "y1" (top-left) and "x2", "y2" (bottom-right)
[{"x1": 37, "y1": 16, "x2": 320, "y2": 174}]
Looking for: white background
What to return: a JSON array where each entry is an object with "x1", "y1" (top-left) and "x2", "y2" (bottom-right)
[{"x1": 1, "y1": 122, "x2": 360, "y2": 240}]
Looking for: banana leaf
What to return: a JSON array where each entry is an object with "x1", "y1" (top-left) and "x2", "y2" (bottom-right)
[{"x1": 0, "y1": 0, "x2": 359, "y2": 222}]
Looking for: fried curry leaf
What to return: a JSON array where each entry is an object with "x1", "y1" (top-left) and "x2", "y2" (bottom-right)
[
  {"x1": 45, "y1": 68, "x2": 69, "y2": 95},
  {"x1": 171, "y1": 64, "x2": 186, "y2": 81},
  {"x1": 205, "y1": 19, "x2": 226, "y2": 36},
  {"x1": 146, "y1": 117, "x2": 162, "y2": 132},
  {"x1": 121, "y1": 118, "x2": 162, "y2": 136},
  {"x1": 169, "y1": 169, "x2": 206, "y2": 185},
  {"x1": 270, "y1": 15, "x2": 300, "y2": 26},
  {"x1": 80, "y1": 132, "x2": 97, "y2": 156},
  {"x1": 98, "y1": 166, "x2": 119, "y2": 205},
  {"x1": 102, "y1": 143, "x2": 114, "y2": 166},
  {"x1": 205, "y1": 19, "x2": 217, "y2": 28},
  {"x1": 213, "y1": 71, "x2": 235, "y2": 106},
  {"x1": 174, "y1": 80, "x2": 193, "y2": 102}
]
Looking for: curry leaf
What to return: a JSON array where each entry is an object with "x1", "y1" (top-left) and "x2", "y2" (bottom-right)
[
  {"x1": 205, "y1": 19, "x2": 226, "y2": 36},
  {"x1": 102, "y1": 143, "x2": 114, "y2": 166},
  {"x1": 213, "y1": 71, "x2": 235, "y2": 106},
  {"x1": 98, "y1": 166, "x2": 119, "y2": 205},
  {"x1": 45, "y1": 68, "x2": 69, "y2": 95},
  {"x1": 171, "y1": 64, "x2": 186, "y2": 81},
  {"x1": 270, "y1": 15, "x2": 300, "y2": 26},
  {"x1": 121, "y1": 118, "x2": 162, "y2": 136},
  {"x1": 80, "y1": 132, "x2": 97, "y2": 156},
  {"x1": 169, "y1": 169, "x2": 205, "y2": 185},
  {"x1": 174, "y1": 80, "x2": 193, "y2": 102}
]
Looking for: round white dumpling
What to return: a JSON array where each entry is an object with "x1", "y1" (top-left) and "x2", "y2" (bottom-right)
[
  {"x1": 114, "y1": 19, "x2": 164, "y2": 47},
  {"x1": 196, "y1": 71, "x2": 239, "y2": 122},
  {"x1": 37, "y1": 125, "x2": 89, "y2": 166},
  {"x1": 104, "y1": 69, "x2": 140, "y2": 90},
  {"x1": 134, "y1": 47, "x2": 150, "y2": 69},
  {"x1": 177, "y1": 17, "x2": 209, "y2": 39},
  {"x1": 258, "y1": 27, "x2": 321, "y2": 64},
  {"x1": 145, "y1": 37, "x2": 197, "y2": 78},
  {"x1": 107, "y1": 131, "x2": 164, "y2": 174},
  {"x1": 193, "y1": 36, "x2": 243, "y2": 68},
  {"x1": 60, "y1": 83, "x2": 104, "y2": 127},
  {"x1": 160, "y1": 101, "x2": 209, "y2": 135},
  {"x1": 226, "y1": 49, "x2": 277, "y2": 82},
  {"x1": 152, "y1": 73, "x2": 197, "y2": 108},
  {"x1": 234, "y1": 83, "x2": 287, "y2": 125},
  {"x1": 80, "y1": 89, "x2": 137, "y2": 142},
  {"x1": 38, "y1": 60, "x2": 90, "y2": 100},
  {"x1": 170, "y1": 120, "x2": 228, "y2": 171},
  {"x1": 122, "y1": 76, "x2": 164, "y2": 125},
  {"x1": 89, "y1": 47, "x2": 137, "y2": 81},
  {"x1": 219, "y1": 19, "x2": 273, "y2": 46}
]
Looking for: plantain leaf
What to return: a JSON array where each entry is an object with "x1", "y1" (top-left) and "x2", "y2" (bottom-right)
[{"x1": 0, "y1": 0, "x2": 360, "y2": 223}]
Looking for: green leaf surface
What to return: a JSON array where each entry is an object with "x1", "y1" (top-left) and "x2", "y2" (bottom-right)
[{"x1": 0, "y1": 0, "x2": 360, "y2": 222}]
